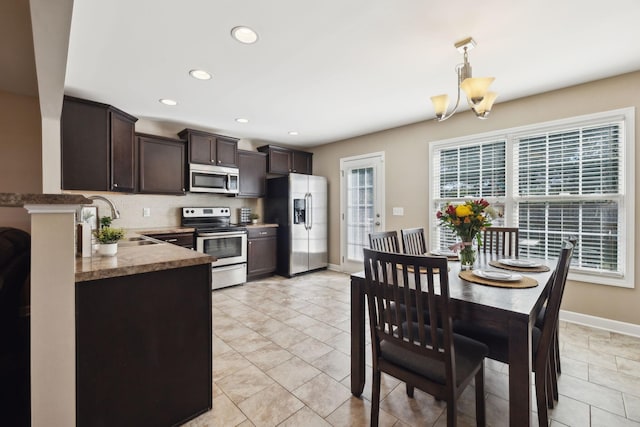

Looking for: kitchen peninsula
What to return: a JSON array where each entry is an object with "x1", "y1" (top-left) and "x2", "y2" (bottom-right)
[{"x1": 75, "y1": 235, "x2": 214, "y2": 426}]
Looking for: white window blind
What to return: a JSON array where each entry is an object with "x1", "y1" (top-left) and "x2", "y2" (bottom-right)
[
  {"x1": 428, "y1": 108, "x2": 635, "y2": 287},
  {"x1": 515, "y1": 123, "x2": 623, "y2": 276},
  {"x1": 432, "y1": 140, "x2": 506, "y2": 248}
]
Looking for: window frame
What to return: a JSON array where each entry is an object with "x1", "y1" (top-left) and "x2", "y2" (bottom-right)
[{"x1": 428, "y1": 107, "x2": 635, "y2": 288}]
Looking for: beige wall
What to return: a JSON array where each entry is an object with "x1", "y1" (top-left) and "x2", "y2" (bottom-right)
[
  {"x1": 0, "y1": 89, "x2": 42, "y2": 231},
  {"x1": 311, "y1": 70, "x2": 640, "y2": 326}
]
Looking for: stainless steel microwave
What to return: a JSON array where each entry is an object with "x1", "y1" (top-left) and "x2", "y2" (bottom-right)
[{"x1": 189, "y1": 164, "x2": 239, "y2": 194}]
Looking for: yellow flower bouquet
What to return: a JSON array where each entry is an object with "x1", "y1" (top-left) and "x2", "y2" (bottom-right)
[{"x1": 436, "y1": 199, "x2": 494, "y2": 267}]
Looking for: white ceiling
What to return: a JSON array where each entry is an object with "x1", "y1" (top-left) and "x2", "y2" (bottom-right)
[{"x1": 63, "y1": 0, "x2": 640, "y2": 147}]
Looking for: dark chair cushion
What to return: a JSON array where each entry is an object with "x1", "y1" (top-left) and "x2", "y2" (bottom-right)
[
  {"x1": 453, "y1": 320, "x2": 541, "y2": 364},
  {"x1": 380, "y1": 329, "x2": 488, "y2": 387}
]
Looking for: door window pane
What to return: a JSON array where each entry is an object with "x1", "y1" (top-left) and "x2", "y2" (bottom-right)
[{"x1": 347, "y1": 167, "x2": 374, "y2": 261}]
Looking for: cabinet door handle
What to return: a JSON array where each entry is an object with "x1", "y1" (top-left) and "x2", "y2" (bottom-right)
[
  {"x1": 259, "y1": 231, "x2": 268, "y2": 235},
  {"x1": 166, "y1": 238, "x2": 178, "y2": 242}
]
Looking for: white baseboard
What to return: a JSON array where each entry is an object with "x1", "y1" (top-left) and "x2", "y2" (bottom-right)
[
  {"x1": 560, "y1": 310, "x2": 640, "y2": 338},
  {"x1": 327, "y1": 263, "x2": 341, "y2": 272}
]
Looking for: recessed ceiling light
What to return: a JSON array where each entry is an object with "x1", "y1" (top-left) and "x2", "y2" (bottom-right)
[
  {"x1": 235, "y1": 118, "x2": 249, "y2": 123},
  {"x1": 159, "y1": 98, "x2": 177, "y2": 106},
  {"x1": 231, "y1": 26, "x2": 258, "y2": 44},
  {"x1": 288, "y1": 131, "x2": 299, "y2": 136},
  {"x1": 189, "y1": 69, "x2": 212, "y2": 80}
]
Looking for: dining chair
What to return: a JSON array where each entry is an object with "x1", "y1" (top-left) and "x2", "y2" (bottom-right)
[
  {"x1": 481, "y1": 227, "x2": 519, "y2": 257},
  {"x1": 368, "y1": 231, "x2": 400, "y2": 253},
  {"x1": 401, "y1": 227, "x2": 427, "y2": 255},
  {"x1": 453, "y1": 241, "x2": 574, "y2": 426},
  {"x1": 537, "y1": 235, "x2": 578, "y2": 402},
  {"x1": 363, "y1": 248, "x2": 488, "y2": 427}
]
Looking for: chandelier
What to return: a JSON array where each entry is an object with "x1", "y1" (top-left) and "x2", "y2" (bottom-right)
[{"x1": 430, "y1": 37, "x2": 497, "y2": 122}]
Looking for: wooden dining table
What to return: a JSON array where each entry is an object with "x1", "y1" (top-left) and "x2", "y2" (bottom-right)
[{"x1": 350, "y1": 253, "x2": 556, "y2": 427}]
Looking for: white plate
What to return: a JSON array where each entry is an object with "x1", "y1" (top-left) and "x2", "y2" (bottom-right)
[
  {"x1": 498, "y1": 258, "x2": 542, "y2": 268},
  {"x1": 472, "y1": 269, "x2": 523, "y2": 282},
  {"x1": 431, "y1": 249, "x2": 457, "y2": 257}
]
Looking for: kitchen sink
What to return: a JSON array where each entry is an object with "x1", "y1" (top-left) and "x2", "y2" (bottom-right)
[{"x1": 118, "y1": 237, "x2": 161, "y2": 246}]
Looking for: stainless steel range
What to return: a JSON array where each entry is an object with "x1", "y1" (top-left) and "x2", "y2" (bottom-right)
[{"x1": 181, "y1": 207, "x2": 247, "y2": 290}]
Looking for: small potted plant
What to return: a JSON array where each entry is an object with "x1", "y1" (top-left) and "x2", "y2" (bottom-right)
[
  {"x1": 249, "y1": 213, "x2": 260, "y2": 225},
  {"x1": 94, "y1": 216, "x2": 125, "y2": 256}
]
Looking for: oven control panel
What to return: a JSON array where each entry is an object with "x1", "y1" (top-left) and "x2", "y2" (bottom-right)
[{"x1": 182, "y1": 207, "x2": 230, "y2": 218}]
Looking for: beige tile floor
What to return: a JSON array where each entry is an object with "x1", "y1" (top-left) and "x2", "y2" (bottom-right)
[{"x1": 183, "y1": 270, "x2": 640, "y2": 427}]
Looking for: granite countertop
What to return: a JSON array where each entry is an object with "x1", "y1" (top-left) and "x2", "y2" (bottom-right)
[
  {"x1": 130, "y1": 226, "x2": 196, "y2": 235},
  {"x1": 243, "y1": 223, "x2": 279, "y2": 228},
  {"x1": 75, "y1": 233, "x2": 212, "y2": 282},
  {"x1": 0, "y1": 192, "x2": 91, "y2": 207}
]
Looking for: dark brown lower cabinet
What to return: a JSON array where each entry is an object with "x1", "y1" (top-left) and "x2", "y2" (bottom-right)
[
  {"x1": 76, "y1": 264, "x2": 211, "y2": 427},
  {"x1": 247, "y1": 227, "x2": 277, "y2": 280}
]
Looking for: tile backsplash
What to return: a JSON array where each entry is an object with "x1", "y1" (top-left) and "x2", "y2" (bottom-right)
[{"x1": 69, "y1": 192, "x2": 260, "y2": 230}]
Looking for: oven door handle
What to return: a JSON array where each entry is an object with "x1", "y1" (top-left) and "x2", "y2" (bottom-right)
[{"x1": 198, "y1": 231, "x2": 247, "y2": 237}]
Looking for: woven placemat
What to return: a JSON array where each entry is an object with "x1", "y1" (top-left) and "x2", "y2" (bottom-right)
[
  {"x1": 458, "y1": 270, "x2": 538, "y2": 288},
  {"x1": 488, "y1": 260, "x2": 550, "y2": 273}
]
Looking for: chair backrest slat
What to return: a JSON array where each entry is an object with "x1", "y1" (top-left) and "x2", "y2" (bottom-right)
[
  {"x1": 401, "y1": 227, "x2": 427, "y2": 255},
  {"x1": 369, "y1": 231, "x2": 400, "y2": 253}
]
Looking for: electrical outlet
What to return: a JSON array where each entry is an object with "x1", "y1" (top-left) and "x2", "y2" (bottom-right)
[
  {"x1": 392, "y1": 207, "x2": 404, "y2": 216},
  {"x1": 143, "y1": 208, "x2": 151, "y2": 217}
]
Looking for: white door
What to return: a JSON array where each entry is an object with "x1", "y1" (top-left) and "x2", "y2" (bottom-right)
[{"x1": 340, "y1": 152, "x2": 385, "y2": 273}]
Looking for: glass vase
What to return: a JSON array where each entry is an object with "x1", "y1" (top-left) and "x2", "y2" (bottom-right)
[{"x1": 458, "y1": 241, "x2": 477, "y2": 270}]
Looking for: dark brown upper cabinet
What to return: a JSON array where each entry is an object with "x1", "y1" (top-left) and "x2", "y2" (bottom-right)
[
  {"x1": 178, "y1": 128, "x2": 238, "y2": 168},
  {"x1": 257, "y1": 145, "x2": 313, "y2": 175},
  {"x1": 137, "y1": 133, "x2": 186, "y2": 195},
  {"x1": 61, "y1": 96, "x2": 138, "y2": 192},
  {"x1": 237, "y1": 150, "x2": 267, "y2": 198}
]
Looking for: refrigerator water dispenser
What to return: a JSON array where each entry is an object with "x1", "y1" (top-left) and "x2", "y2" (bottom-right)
[{"x1": 293, "y1": 199, "x2": 306, "y2": 224}]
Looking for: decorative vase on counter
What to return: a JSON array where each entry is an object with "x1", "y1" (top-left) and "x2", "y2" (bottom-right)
[
  {"x1": 458, "y1": 241, "x2": 477, "y2": 270},
  {"x1": 98, "y1": 242, "x2": 118, "y2": 257}
]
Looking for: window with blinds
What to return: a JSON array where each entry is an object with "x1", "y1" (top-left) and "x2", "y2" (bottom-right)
[
  {"x1": 429, "y1": 108, "x2": 634, "y2": 287},
  {"x1": 433, "y1": 140, "x2": 506, "y2": 248},
  {"x1": 515, "y1": 123, "x2": 622, "y2": 275}
]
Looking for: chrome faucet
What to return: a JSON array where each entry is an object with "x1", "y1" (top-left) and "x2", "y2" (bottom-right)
[{"x1": 87, "y1": 195, "x2": 121, "y2": 219}]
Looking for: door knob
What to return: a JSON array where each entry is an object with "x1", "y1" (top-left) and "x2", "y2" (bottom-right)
[{"x1": 375, "y1": 221, "x2": 381, "y2": 226}]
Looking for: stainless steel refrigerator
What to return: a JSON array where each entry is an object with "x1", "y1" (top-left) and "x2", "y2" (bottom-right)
[{"x1": 265, "y1": 173, "x2": 328, "y2": 277}]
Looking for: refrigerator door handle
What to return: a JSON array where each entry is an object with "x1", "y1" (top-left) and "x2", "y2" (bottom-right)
[{"x1": 307, "y1": 193, "x2": 313, "y2": 230}]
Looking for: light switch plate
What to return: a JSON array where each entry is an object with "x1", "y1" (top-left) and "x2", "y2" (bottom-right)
[
  {"x1": 392, "y1": 207, "x2": 404, "y2": 216},
  {"x1": 143, "y1": 208, "x2": 151, "y2": 217}
]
